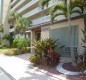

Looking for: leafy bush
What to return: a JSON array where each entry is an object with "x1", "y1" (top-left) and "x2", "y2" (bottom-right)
[
  {"x1": 13, "y1": 38, "x2": 29, "y2": 50},
  {"x1": 2, "y1": 34, "x2": 14, "y2": 46},
  {"x1": 0, "y1": 45, "x2": 6, "y2": 49},
  {"x1": 29, "y1": 54, "x2": 41, "y2": 64},
  {"x1": 30, "y1": 38, "x2": 63, "y2": 66},
  {"x1": 44, "y1": 48, "x2": 60, "y2": 66}
]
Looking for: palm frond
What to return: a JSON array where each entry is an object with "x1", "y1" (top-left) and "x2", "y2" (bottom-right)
[
  {"x1": 71, "y1": 9, "x2": 83, "y2": 15},
  {"x1": 51, "y1": 12, "x2": 64, "y2": 23},
  {"x1": 39, "y1": 0, "x2": 51, "y2": 9}
]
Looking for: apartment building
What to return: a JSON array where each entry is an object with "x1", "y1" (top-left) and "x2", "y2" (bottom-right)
[{"x1": 10, "y1": 0, "x2": 86, "y2": 62}]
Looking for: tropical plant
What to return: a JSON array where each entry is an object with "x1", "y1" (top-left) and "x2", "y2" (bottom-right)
[
  {"x1": 8, "y1": 11, "x2": 20, "y2": 37},
  {"x1": 46, "y1": 48, "x2": 60, "y2": 66},
  {"x1": 8, "y1": 11, "x2": 20, "y2": 27},
  {"x1": 13, "y1": 38, "x2": 29, "y2": 51},
  {"x1": 50, "y1": 0, "x2": 84, "y2": 23},
  {"x1": 32, "y1": 38, "x2": 63, "y2": 64},
  {"x1": 29, "y1": 54, "x2": 41, "y2": 64},
  {"x1": 15, "y1": 17, "x2": 32, "y2": 37},
  {"x1": 70, "y1": 0, "x2": 86, "y2": 15},
  {"x1": 0, "y1": 23, "x2": 3, "y2": 32},
  {"x1": 39, "y1": 0, "x2": 51, "y2": 9},
  {"x1": 2, "y1": 34, "x2": 14, "y2": 46}
]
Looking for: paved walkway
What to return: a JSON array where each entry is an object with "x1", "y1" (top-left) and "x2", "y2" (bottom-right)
[{"x1": 0, "y1": 53, "x2": 67, "y2": 80}]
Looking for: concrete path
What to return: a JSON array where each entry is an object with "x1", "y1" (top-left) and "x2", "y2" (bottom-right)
[{"x1": 0, "y1": 53, "x2": 67, "y2": 80}]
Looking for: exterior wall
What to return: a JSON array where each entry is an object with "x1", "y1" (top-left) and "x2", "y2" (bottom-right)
[
  {"x1": 41, "y1": 26, "x2": 50, "y2": 39},
  {"x1": 0, "y1": 0, "x2": 3, "y2": 23},
  {"x1": 40, "y1": 18, "x2": 84, "y2": 61},
  {"x1": 31, "y1": 30, "x2": 36, "y2": 54},
  {"x1": 50, "y1": 18, "x2": 84, "y2": 55},
  {"x1": 3, "y1": 0, "x2": 11, "y2": 35}
]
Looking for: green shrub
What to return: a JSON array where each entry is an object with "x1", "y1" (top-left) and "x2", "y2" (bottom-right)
[
  {"x1": 29, "y1": 54, "x2": 41, "y2": 63},
  {"x1": 13, "y1": 38, "x2": 29, "y2": 50},
  {"x1": 2, "y1": 34, "x2": 14, "y2": 46},
  {"x1": 0, "y1": 45, "x2": 8, "y2": 49}
]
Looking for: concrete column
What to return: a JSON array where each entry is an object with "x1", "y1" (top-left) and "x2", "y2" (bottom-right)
[{"x1": 31, "y1": 30, "x2": 35, "y2": 54}]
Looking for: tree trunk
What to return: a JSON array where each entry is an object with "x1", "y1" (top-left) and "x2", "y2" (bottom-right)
[{"x1": 67, "y1": 0, "x2": 75, "y2": 63}]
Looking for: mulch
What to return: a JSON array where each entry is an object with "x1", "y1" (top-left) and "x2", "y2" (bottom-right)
[
  {"x1": 62, "y1": 62, "x2": 80, "y2": 72},
  {"x1": 32, "y1": 63, "x2": 86, "y2": 80}
]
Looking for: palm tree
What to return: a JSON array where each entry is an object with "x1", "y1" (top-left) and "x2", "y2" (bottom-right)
[
  {"x1": 50, "y1": 0, "x2": 84, "y2": 23},
  {"x1": 8, "y1": 11, "x2": 20, "y2": 27},
  {"x1": 15, "y1": 17, "x2": 32, "y2": 37},
  {"x1": 70, "y1": 0, "x2": 86, "y2": 15},
  {"x1": 8, "y1": 11, "x2": 20, "y2": 37},
  {"x1": 40, "y1": 0, "x2": 51, "y2": 9}
]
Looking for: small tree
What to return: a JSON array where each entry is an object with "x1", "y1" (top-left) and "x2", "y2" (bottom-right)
[
  {"x1": 8, "y1": 11, "x2": 20, "y2": 37},
  {"x1": 8, "y1": 11, "x2": 19, "y2": 27},
  {"x1": 15, "y1": 17, "x2": 32, "y2": 37},
  {"x1": 13, "y1": 38, "x2": 29, "y2": 51}
]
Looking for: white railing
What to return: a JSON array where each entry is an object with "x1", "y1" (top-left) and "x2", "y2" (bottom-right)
[
  {"x1": 17, "y1": 0, "x2": 39, "y2": 13},
  {"x1": 11, "y1": 0, "x2": 17, "y2": 5},
  {"x1": 32, "y1": 15, "x2": 51, "y2": 26},
  {"x1": 23, "y1": 0, "x2": 58, "y2": 18},
  {"x1": 11, "y1": 0, "x2": 25, "y2": 11},
  {"x1": 23, "y1": 7, "x2": 42, "y2": 18}
]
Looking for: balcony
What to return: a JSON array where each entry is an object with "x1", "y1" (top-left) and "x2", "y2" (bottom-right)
[
  {"x1": 32, "y1": 15, "x2": 51, "y2": 26},
  {"x1": 11, "y1": 0, "x2": 25, "y2": 11},
  {"x1": 22, "y1": 7, "x2": 42, "y2": 18},
  {"x1": 11, "y1": 0, "x2": 16, "y2": 5},
  {"x1": 17, "y1": 0, "x2": 39, "y2": 14},
  {"x1": 23, "y1": 0, "x2": 57, "y2": 18}
]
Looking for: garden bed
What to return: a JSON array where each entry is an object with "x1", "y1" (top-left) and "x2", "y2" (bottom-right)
[
  {"x1": 32, "y1": 63, "x2": 86, "y2": 80},
  {"x1": 62, "y1": 62, "x2": 80, "y2": 72}
]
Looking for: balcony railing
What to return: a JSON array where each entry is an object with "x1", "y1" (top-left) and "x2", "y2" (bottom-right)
[
  {"x1": 23, "y1": 0, "x2": 57, "y2": 18},
  {"x1": 11, "y1": 0, "x2": 16, "y2": 5},
  {"x1": 17, "y1": 0, "x2": 39, "y2": 13},
  {"x1": 23, "y1": 7, "x2": 42, "y2": 18},
  {"x1": 32, "y1": 15, "x2": 51, "y2": 26},
  {"x1": 11, "y1": 0, "x2": 25, "y2": 11}
]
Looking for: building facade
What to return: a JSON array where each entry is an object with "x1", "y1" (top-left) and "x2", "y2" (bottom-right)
[
  {"x1": 10, "y1": 0, "x2": 86, "y2": 62},
  {"x1": 0, "y1": 0, "x2": 11, "y2": 35}
]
